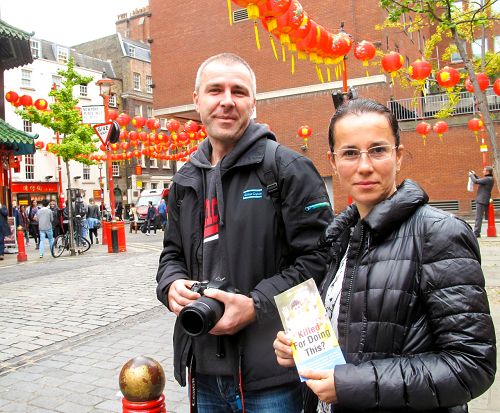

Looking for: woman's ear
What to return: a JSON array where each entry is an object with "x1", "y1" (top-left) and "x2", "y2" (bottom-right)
[
  {"x1": 396, "y1": 144, "x2": 404, "y2": 172},
  {"x1": 327, "y1": 151, "x2": 338, "y2": 175}
]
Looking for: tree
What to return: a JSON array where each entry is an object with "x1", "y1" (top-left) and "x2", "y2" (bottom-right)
[
  {"x1": 17, "y1": 57, "x2": 96, "y2": 254},
  {"x1": 380, "y1": 0, "x2": 500, "y2": 189}
]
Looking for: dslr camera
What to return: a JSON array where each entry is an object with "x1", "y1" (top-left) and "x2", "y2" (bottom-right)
[{"x1": 179, "y1": 277, "x2": 235, "y2": 337}]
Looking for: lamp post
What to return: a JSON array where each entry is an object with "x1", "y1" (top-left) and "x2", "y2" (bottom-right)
[{"x1": 96, "y1": 77, "x2": 116, "y2": 219}]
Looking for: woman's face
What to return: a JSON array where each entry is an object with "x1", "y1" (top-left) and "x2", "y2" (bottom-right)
[{"x1": 328, "y1": 112, "x2": 403, "y2": 218}]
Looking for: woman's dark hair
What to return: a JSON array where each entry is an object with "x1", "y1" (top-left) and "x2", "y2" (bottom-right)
[{"x1": 328, "y1": 98, "x2": 400, "y2": 151}]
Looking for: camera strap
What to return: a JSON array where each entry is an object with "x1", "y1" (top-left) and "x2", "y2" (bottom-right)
[{"x1": 188, "y1": 354, "x2": 198, "y2": 412}]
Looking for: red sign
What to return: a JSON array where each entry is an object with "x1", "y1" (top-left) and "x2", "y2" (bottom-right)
[{"x1": 11, "y1": 182, "x2": 59, "y2": 193}]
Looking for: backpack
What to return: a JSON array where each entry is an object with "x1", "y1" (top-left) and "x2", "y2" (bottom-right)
[{"x1": 255, "y1": 139, "x2": 282, "y2": 222}]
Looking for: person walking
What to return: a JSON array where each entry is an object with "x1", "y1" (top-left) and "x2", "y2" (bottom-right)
[
  {"x1": 156, "y1": 53, "x2": 332, "y2": 412},
  {"x1": 49, "y1": 200, "x2": 61, "y2": 238},
  {"x1": 35, "y1": 199, "x2": 54, "y2": 258},
  {"x1": 146, "y1": 201, "x2": 156, "y2": 236},
  {"x1": 469, "y1": 166, "x2": 494, "y2": 237},
  {"x1": 115, "y1": 201, "x2": 123, "y2": 220},
  {"x1": 274, "y1": 99, "x2": 496, "y2": 413},
  {"x1": 0, "y1": 203, "x2": 11, "y2": 260},
  {"x1": 27, "y1": 200, "x2": 39, "y2": 249},
  {"x1": 18, "y1": 205, "x2": 30, "y2": 246},
  {"x1": 158, "y1": 198, "x2": 167, "y2": 231},
  {"x1": 86, "y1": 198, "x2": 101, "y2": 244},
  {"x1": 129, "y1": 203, "x2": 138, "y2": 234}
]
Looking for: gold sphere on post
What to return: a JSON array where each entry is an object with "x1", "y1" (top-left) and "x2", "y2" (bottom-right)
[{"x1": 119, "y1": 356, "x2": 165, "y2": 402}]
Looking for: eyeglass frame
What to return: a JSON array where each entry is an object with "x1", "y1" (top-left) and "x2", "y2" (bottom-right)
[{"x1": 332, "y1": 144, "x2": 399, "y2": 162}]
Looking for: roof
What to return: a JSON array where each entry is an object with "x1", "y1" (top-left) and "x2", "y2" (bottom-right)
[
  {"x1": 120, "y1": 36, "x2": 151, "y2": 63},
  {"x1": 0, "y1": 19, "x2": 33, "y2": 70},
  {"x1": 0, "y1": 118, "x2": 37, "y2": 155}
]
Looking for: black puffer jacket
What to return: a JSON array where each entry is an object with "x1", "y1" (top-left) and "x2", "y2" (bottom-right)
[{"x1": 316, "y1": 180, "x2": 496, "y2": 412}]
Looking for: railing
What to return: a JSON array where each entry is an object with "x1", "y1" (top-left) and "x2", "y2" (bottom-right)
[{"x1": 388, "y1": 87, "x2": 500, "y2": 121}]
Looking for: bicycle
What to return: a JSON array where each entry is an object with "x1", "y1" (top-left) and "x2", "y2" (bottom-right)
[{"x1": 51, "y1": 231, "x2": 91, "y2": 257}]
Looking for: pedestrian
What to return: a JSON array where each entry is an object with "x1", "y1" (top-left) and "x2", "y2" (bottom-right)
[
  {"x1": 86, "y1": 198, "x2": 101, "y2": 244},
  {"x1": 35, "y1": 199, "x2": 54, "y2": 258},
  {"x1": 273, "y1": 98, "x2": 496, "y2": 413},
  {"x1": 18, "y1": 205, "x2": 29, "y2": 245},
  {"x1": 469, "y1": 166, "x2": 494, "y2": 237},
  {"x1": 49, "y1": 200, "x2": 61, "y2": 237},
  {"x1": 129, "y1": 203, "x2": 138, "y2": 234},
  {"x1": 12, "y1": 202, "x2": 20, "y2": 228},
  {"x1": 115, "y1": 201, "x2": 123, "y2": 220},
  {"x1": 156, "y1": 53, "x2": 333, "y2": 412},
  {"x1": 0, "y1": 202, "x2": 12, "y2": 260},
  {"x1": 27, "y1": 200, "x2": 39, "y2": 249},
  {"x1": 146, "y1": 201, "x2": 156, "y2": 236},
  {"x1": 158, "y1": 198, "x2": 167, "y2": 231}
]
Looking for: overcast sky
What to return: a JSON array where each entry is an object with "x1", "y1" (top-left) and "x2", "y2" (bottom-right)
[{"x1": 0, "y1": 0, "x2": 149, "y2": 46}]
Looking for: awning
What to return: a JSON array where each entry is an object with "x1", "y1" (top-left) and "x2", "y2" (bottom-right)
[
  {"x1": 0, "y1": 118, "x2": 37, "y2": 155},
  {"x1": 0, "y1": 19, "x2": 33, "y2": 70}
]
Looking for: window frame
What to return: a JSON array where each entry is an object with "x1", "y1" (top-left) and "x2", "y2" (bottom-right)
[
  {"x1": 133, "y1": 72, "x2": 141, "y2": 91},
  {"x1": 21, "y1": 69, "x2": 32, "y2": 87},
  {"x1": 30, "y1": 39, "x2": 40, "y2": 59},
  {"x1": 146, "y1": 75, "x2": 153, "y2": 93},
  {"x1": 112, "y1": 162, "x2": 120, "y2": 177},
  {"x1": 79, "y1": 84, "x2": 88, "y2": 97},
  {"x1": 83, "y1": 164, "x2": 90, "y2": 180},
  {"x1": 57, "y1": 47, "x2": 69, "y2": 64},
  {"x1": 25, "y1": 154, "x2": 34, "y2": 180}
]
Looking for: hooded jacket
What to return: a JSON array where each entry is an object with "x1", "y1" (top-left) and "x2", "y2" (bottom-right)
[
  {"x1": 313, "y1": 180, "x2": 496, "y2": 412},
  {"x1": 156, "y1": 121, "x2": 333, "y2": 390}
]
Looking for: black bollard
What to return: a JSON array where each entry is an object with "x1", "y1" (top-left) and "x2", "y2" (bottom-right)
[{"x1": 111, "y1": 227, "x2": 119, "y2": 253}]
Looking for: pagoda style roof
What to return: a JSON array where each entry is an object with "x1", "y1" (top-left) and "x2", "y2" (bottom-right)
[
  {"x1": 0, "y1": 19, "x2": 33, "y2": 70},
  {"x1": 0, "y1": 118, "x2": 37, "y2": 155}
]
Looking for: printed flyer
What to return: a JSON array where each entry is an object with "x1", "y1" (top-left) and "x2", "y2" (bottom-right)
[{"x1": 274, "y1": 278, "x2": 345, "y2": 381}]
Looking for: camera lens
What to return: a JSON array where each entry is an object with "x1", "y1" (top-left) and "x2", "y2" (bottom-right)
[{"x1": 179, "y1": 296, "x2": 224, "y2": 336}]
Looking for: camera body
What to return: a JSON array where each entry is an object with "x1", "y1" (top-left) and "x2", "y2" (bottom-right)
[{"x1": 179, "y1": 277, "x2": 235, "y2": 337}]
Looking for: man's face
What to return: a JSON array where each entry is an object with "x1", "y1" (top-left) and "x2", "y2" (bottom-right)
[
  {"x1": 50, "y1": 202, "x2": 55, "y2": 209},
  {"x1": 193, "y1": 61, "x2": 256, "y2": 145}
]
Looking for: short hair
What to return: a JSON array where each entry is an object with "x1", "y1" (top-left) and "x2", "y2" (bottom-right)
[
  {"x1": 89, "y1": 198, "x2": 94, "y2": 203},
  {"x1": 485, "y1": 166, "x2": 493, "y2": 174},
  {"x1": 328, "y1": 98, "x2": 400, "y2": 152},
  {"x1": 194, "y1": 53, "x2": 257, "y2": 97},
  {"x1": 42, "y1": 199, "x2": 49, "y2": 207}
]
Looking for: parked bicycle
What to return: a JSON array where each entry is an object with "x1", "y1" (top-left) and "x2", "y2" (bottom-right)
[{"x1": 51, "y1": 216, "x2": 91, "y2": 257}]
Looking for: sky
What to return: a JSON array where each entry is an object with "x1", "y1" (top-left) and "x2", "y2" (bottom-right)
[{"x1": 0, "y1": 0, "x2": 149, "y2": 46}]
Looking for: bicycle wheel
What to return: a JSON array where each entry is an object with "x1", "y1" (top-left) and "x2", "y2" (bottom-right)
[
  {"x1": 51, "y1": 235, "x2": 68, "y2": 258},
  {"x1": 75, "y1": 235, "x2": 91, "y2": 253}
]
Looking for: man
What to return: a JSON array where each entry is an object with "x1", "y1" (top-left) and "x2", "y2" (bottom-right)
[
  {"x1": 146, "y1": 201, "x2": 157, "y2": 236},
  {"x1": 156, "y1": 53, "x2": 333, "y2": 412},
  {"x1": 0, "y1": 202, "x2": 11, "y2": 260},
  {"x1": 86, "y1": 198, "x2": 101, "y2": 244},
  {"x1": 158, "y1": 198, "x2": 167, "y2": 231},
  {"x1": 469, "y1": 166, "x2": 494, "y2": 237},
  {"x1": 49, "y1": 200, "x2": 61, "y2": 237},
  {"x1": 35, "y1": 199, "x2": 54, "y2": 258}
]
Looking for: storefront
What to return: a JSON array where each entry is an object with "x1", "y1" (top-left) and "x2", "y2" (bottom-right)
[{"x1": 11, "y1": 182, "x2": 59, "y2": 206}]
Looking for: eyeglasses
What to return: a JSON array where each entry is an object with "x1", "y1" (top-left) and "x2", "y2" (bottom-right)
[{"x1": 333, "y1": 145, "x2": 397, "y2": 162}]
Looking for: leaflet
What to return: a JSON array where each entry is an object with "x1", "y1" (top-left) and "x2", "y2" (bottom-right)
[{"x1": 274, "y1": 278, "x2": 345, "y2": 381}]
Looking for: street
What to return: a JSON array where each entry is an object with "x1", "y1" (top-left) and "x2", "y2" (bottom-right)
[{"x1": 0, "y1": 229, "x2": 499, "y2": 413}]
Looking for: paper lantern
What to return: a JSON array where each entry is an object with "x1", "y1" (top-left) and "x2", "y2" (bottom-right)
[
  {"x1": 432, "y1": 121, "x2": 448, "y2": 141},
  {"x1": 381, "y1": 52, "x2": 404, "y2": 80},
  {"x1": 464, "y1": 73, "x2": 489, "y2": 93},
  {"x1": 117, "y1": 113, "x2": 131, "y2": 129},
  {"x1": 5, "y1": 91, "x2": 19, "y2": 103},
  {"x1": 108, "y1": 110, "x2": 119, "y2": 121},
  {"x1": 132, "y1": 116, "x2": 146, "y2": 131},
  {"x1": 167, "y1": 119, "x2": 181, "y2": 133},
  {"x1": 436, "y1": 66, "x2": 460, "y2": 89},
  {"x1": 298, "y1": 125, "x2": 312, "y2": 149},
  {"x1": 494, "y1": 79, "x2": 500, "y2": 96},
  {"x1": 330, "y1": 33, "x2": 352, "y2": 58},
  {"x1": 258, "y1": 0, "x2": 292, "y2": 32},
  {"x1": 146, "y1": 118, "x2": 161, "y2": 132},
  {"x1": 468, "y1": 117, "x2": 484, "y2": 142},
  {"x1": 353, "y1": 41, "x2": 376, "y2": 67},
  {"x1": 34, "y1": 98, "x2": 49, "y2": 110},
  {"x1": 35, "y1": 141, "x2": 45, "y2": 150},
  {"x1": 416, "y1": 121, "x2": 431, "y2": 145},
  {"x1": 408, "y1": 59, "x2": 432, "y2": 81},
  {"x1": 19, "y1": 95, "x2": 33, "y2": 107}
]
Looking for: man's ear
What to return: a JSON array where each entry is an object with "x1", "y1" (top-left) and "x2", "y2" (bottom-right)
[{"x1": 193, "y1": 91, "x2": 199, "y2": 113}]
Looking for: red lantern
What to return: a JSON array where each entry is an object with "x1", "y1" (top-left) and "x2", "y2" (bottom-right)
[
  {"x1": 35, "y1": 140, "x2": 45, "y2": 150},
  {"x1": 117, "y1": 113, "x2": 131, "y2": 129},
  {"x1": 34, "y1": 98, "x2": 49, "y2": 110},
  {"x1": 5, "y1": 91, "x2": 19, "y2": 103},
  {"x1": 263, "y1": 0, "x2": 304, "y2": 45},
  {"x1": 146, "y1": 118, "x2": 161, "y2": 132},
  {"x1": 19, "y1": 95, "x2": 33, "y2": 107},
  {"x1": 121, "y1": 142, "x2": 130, "y2": 151},
  {"x1": 408, "y1": 59, "x2": 432, "y2": 81},
  {"x1": 139, "y1": 131, "x2": 149, "y2": 142},
  {"x1": 468, "y1": 117, "x2": 484, "y2": 142},
  {"x1": 132, "y1": 116, "x2": 146, "y2": 130},
  {"x1": 416, "y1": 121, "x2": 431, "y2": 145},
  {"x1": 184, "y1": 120, "x2": 199, "y2": 139},
  {"x1": 432, "y1": 121, "x2": 448, "y2": 141},
  {"x1": 353, "y1": 41, "x2": 376, "y2": 67},
  {"x1": 297, "y1": 125, "x2": 312, "y2": 149},
  {"x1": 294, "y1": 19, "x2": 318, "y2": 59},
  {"x1": 197, "y1": 126, "x2": 207, "y2": 141},
  {"x1": 135, "y1": 165, "x2": 142, "y2": 175},
  {"x1": 178, "y1": 131, "x2": 190, "y2": 145},
  {"x1": 167, "y1": 118, "x2": 181, "y2": 133},
  {"x1": 464, "y1": 73, "x2": 489, "y2": 93},
  {"x1": 108, "y1": 110, "x2": 118, "y2": 121},
  {"x1": 436, "y1": 66, "x2": 460, "y2": 89},
  {"x1": 288, "y1": 11, "x2": 311, "y2": 44},
  {"x1": 133, "y1": 150, "x2": 142, "y2": 159},
  {"x1": 110, "y1": 143, "x2": 119, "y2": 152},
  {"x1": 494, "y1": 79, "x2": 500, "y2": 96},
  {"x1": 259, "y1": 0, "x2": 292, "y2": 32},
  {"x1": 381, "y1": 52, "x2": 404, "y2": 80},
  {"x1": 99, "y1": 144, "x2": 107, "y2": 152},
  {"x1": 330, "y1": 33, "x2": 352, "y2": 58}
]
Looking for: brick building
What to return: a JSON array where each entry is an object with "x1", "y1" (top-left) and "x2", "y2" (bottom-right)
[{"x1": 149, "y1": 0, "x2": 499, "y2": 215}]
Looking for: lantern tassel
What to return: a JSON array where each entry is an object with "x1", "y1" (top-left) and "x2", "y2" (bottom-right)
[
  {"x1": 316, "y1": 65, "x2": 325, "y2": 83},
  {"x1": 254, "y1": 23, "x2": 261, "y2": 50},
  {"x1": 227, "y1": 0, "x2": 233, "y2": 26},
  {"x1": 291, "y1": 54, "x2": 295, "y2": 75},
  {"x1": 282, "y1": 44, "x2": 286, "y2": 62},
  {"x1": 270, "y1": 35, "x2": 279, "y2": 60},
  {"x1": 327, "y1": 66, "x2": 331, "y2": 82}
]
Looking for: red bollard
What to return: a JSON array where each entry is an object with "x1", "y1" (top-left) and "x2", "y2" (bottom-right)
[
  {"x1": 487, "y1": 200, "x2": 497, "y2": 237},
  {"x1": 122, "y1": 394, "x2": 166, "y2": 413},
  {"x1": 17, "y1": 226, "x2": 27, "y2": 262}
]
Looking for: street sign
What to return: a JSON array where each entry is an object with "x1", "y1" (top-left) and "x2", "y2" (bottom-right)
[
  {"x1": 82, "y1": 105, "x2": 105, "y2": 124},
  {"x1": 93, "y1": 122, "x2": 114, "y2": 145}
]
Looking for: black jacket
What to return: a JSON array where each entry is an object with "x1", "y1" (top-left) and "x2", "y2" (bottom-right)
[
  {"x1": 156, "y1": 122, "x2": 333, "y2": 390},
  {"x1": 315, "y1": 180, "x2": 496, "y2": 412},
  {"x1": 469, "y1": 173, "x2": 494, "y2": 205}
]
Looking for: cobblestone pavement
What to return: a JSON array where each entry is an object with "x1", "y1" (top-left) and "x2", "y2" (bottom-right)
[{"x1": 0, "y1": 229, "x2": 499, "y2": 412}]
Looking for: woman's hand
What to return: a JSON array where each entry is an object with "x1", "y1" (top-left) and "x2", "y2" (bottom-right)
[
  {"x1": 273, "y1": 331, "x2": 296, "y2": 367},
  {"x1": 299, "y1": 369, "x2": 337, "y2": 404}
]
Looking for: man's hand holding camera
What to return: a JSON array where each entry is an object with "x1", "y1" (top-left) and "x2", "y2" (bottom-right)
[
  {"x1": 167, "y1": 279, "x2": 200, "y2": 316},
  {"x1": 203, "y1": 288, "x2": 256, "y2": 335}
]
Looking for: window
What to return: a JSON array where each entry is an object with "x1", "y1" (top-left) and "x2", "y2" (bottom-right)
[
  {"x1": 134, "y1": 105, "x2": 143, "y2": 116},
  {"x1": 149, "y1": 158, "x2": 158, "y2": 168},
  {"x1": 128, "y1": 45, "x2": 136, "y2": 57},
  {"x1": 21, "y1": 69, "x2": 32, "y2": 87},
  {"x1": 109, "y1": 95, "x2": 117, "y2": 107},
  {"x1": 450, "y1": 44, "x2": 463, "y2": 63},
  {"x1": 146, "y1": 75, "x2": 153, "y2": 93},
  {"x1": 83, "y1": 165, "x2": 90, "y2": 180},
  {"x1": 133, "y1": 72, "x2": 141, "y2": 90},
  {"x1": 472, "y1": 38, "x2": 488, "y2": 58},
  {"x1": 52, "y1": 75, "x2": 62, "y2": 89},
  {"x1": 147, "y1": 106, "x2": 153, "y2": 118},
  {"x1": 25, "y1": 154, "x2": 34, "y2": 179},
  {"x1": 79, "y1": 84, "x2": 88, "y2": 97},
  {"x1": 23, "y1": 120, "x2": 32, "y2": 133},
  {"x1": 112, "y1": 162, "x2": 120, "y2": 176},
  {"x1": 57, "y1": 47, "x2": 69, "y2": 64},
  {"x1": 495, "y1": 36, "x2": 500, "y2": 53},
  {"x1": 151, "y1": 182, "x2": 158, "y2": 189},
  {"x1": 160, "y1": 118, "x2": 167, "y2": 130},
  {"x1": 30, "y1": 39, "x2": 40, "y2": 59}
]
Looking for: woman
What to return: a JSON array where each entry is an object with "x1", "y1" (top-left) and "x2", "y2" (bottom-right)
[
  {"x1": 19, "y1": 205, "x2": 30, "y2": 245},
  {"x1": 0, "y1": 203, "x2": 11, "y2": 260},
  {"x1": 129, "y1": 203, "x2": 138, "y2": 234},
  {"x1": 27, "y1": 200, "x2": 39, "y2": 248},
  {"x1": 86, "y1": 198, "x2": 101, "y2": 244},
  {"x1": 274, "y1": 99, "x2": 496, "y2": 412}
]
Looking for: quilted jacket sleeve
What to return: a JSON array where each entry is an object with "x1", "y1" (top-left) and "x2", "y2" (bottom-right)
[{"x1": 334, "y1": 214, "x2": 496, "y2": 411}]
